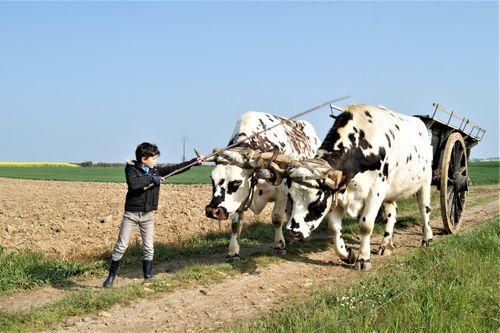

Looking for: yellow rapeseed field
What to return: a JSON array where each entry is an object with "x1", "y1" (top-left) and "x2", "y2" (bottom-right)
[{"x1": 0, "y1": 162, "x2": 79, "y2": 167}]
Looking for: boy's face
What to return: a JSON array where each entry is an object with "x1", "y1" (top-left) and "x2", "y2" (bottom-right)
[{"x1": 141, "y1": 155, "x2": 158, "y2": 169}]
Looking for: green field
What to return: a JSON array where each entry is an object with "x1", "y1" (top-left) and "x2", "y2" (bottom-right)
[
  {"x1": 467, "y1": 160, "x2": 500, "y2": 185},
  {"x1": 0, "y1": 165, "x2": 213, "y2": 184},
  {"x1": 0, "y1": 161, "x2": 498, "y2": 185}
]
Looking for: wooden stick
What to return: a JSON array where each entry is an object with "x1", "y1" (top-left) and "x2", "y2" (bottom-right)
[{"x1": 162, "y1": 95, "x2": 350, "y2": 180}]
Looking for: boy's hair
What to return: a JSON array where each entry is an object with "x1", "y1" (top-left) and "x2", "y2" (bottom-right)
[{"x1": 135, "y1": 142, "x2": 160, "y2": 162}]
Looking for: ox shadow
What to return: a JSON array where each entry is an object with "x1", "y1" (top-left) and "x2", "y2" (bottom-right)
[
  {"x1": 44, "y1": 224, "x2": 269, "y2": 292},
  {"x1": 47, "y1": 214, "x2": 432, "y2": 292},
  {"x1": 92, "y1": 220, "x2": 278, "y2": 279}
]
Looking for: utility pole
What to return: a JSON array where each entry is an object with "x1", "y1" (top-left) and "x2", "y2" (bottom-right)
[{"x1": 181, "y1": 137, "x2": 188, "y2": 162}]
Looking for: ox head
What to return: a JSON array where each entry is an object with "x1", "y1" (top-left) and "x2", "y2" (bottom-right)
[
  {"x1": 204, "y1": 148, "x2": 294, "y2": 220},
  {"x1": 277, "y1": 159, "x2": 343, "y2": 241},
  {"x1": 204, "y1": 148, "x2": 256, "y2": 220}
]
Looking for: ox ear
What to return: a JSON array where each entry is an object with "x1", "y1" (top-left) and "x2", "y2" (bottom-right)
[{"x1": 324, "y1": 170, "x2": 343, "y2": 190}]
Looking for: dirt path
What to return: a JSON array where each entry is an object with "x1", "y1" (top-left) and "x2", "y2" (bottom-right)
[
  {"x1": 42, "y1": 185, "x2": 498, "y2": 333},
  {"x1": 1, "y1": 240, "x2": 277, "y2": 313}
]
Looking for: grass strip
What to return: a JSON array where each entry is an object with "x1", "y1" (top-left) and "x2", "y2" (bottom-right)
[
  {"x1": 0, "y1": 253, "x2": 282, "y2": 332},
  {"x1": 0, "y1": 249, "x2": 103, "y2": 294},
  {"x1": 236, "y1": 215, "x2": 500, "y2": 333}
]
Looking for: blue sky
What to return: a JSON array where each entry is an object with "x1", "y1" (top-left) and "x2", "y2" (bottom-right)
[{"x1": 0, "y1": 1, "x2": 498, "y2": 162}]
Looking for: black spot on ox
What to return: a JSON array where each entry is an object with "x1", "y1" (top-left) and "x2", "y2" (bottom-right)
[
  {"x1": 320, "y1": 111, "x2": 353, "y2": 149},
  {"x1": 304, "y1": 190, "x2": 331, "y2": 222},
  {"x1": 382, "y1": 163, "x2": 389, "y2": 178},
  {"x1": 208, "y1": 187, "x2": 226, "y2": 208},
  {"x1": 258, "y1": 119, "x2": 267, "y2": 129},
  {"x1": 286, "y1": 193, "x2": 294, "y2": 215},
  {"x1": 358, "y1": 130, "x2": 372, "y2": 150},
  {"x1": 385, "y1": 133, "x2": 391, "y2": 147},
  {"x1": 227, "y1": 180, "x2": 242, "y2": 194}
]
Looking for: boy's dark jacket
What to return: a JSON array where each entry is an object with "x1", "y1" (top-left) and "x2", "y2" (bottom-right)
[{"x1": 124, "y1": 159, "x2": 196, "y2": 212}]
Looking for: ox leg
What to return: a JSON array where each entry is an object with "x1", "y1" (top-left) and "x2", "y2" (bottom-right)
[
  {"x1": 271, "y1": 209, "x2": 286, "y2": 255},
  {"x1": 227, "y1": 212, "x2": 243, "y2": 261},
  {"x1": 378, "y1": 202, "x2": 397, "y2": 256},
  {"x1": 327, "y1": 206, "x2": 356, "y2": 264},
  {"x1": 417, "y1": 184, "x2": 433, "y2": 248},
  {"x1": 356, "y1": 193, "x2": 384, "y2": 271}
]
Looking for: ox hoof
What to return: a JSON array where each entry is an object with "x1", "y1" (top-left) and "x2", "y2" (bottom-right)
[
  {"x1": 272, "y1": 247, "x2": 287, "y2": 255},
  {"x1": 341, "y1": 248, "x2": 356, "y2": 265},
  {"x1": 421, "y1": 239, "x2": 433, "y2": 249},
  {"x1": 226, "y1": 253, "x2": 240, "y2": 262},
  {"x1": 354, "y1": 259, "x2": 371, "y2": 271},
  {"x1": 377, "y1": 245, "x2": 393, "y2": 256}
]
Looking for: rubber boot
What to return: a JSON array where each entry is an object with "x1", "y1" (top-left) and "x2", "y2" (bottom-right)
[
  {"x1": 143, "y1": 260, "x2": 153, "y2": 280},
  {"x1": 102, "y1": 260, "x2": 120, "y2": 288}
]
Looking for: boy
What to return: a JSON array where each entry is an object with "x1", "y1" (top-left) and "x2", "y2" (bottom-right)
[{"x1": 103, "y1": 142, "x2": 202, "y2": 288}]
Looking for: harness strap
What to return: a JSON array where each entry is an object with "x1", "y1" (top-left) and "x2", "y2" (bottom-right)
[{"x1": 237, "y1": 175, "x2": 258, "y2": 214}]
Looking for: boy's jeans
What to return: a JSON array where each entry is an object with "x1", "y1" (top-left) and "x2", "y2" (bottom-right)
[{"x1": 111, "y1": 211, "x2": 155, "y2": 261}]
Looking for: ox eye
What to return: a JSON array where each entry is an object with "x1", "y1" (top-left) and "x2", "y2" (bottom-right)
[{"x1": 227, "y1": 180, "x2": 242, "y2": 194}]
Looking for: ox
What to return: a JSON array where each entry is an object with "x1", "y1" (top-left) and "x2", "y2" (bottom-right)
[
  {"x1": 264, "y1": 104, "x2": 433, "y2": 270},
  {"x1": 204, "y1": 111, "x2": 320, "y2": 260}
]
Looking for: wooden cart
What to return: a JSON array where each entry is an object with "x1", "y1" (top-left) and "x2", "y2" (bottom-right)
[{"x1": 415, "y1": 103, "x2": 486, "y2": 234}]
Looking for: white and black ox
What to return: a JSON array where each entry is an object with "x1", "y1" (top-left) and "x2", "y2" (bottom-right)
[
  {"x1": 266, "y1": 104, "x2": 433, "y2": 270},
  {"x1": 204, "y1": 111, "x2": 321, "y2": 260}
]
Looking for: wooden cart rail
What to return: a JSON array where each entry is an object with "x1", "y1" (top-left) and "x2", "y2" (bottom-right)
[{"x1": 428, "y1": 102, "x2": 485, "y2": 142}]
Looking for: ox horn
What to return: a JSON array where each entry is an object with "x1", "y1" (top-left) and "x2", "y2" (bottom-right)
[
  {"x1": 194, "y1": 148, "x2": 215, "y2": 163},
  {"x1": 269, "y1": 161, "x2": 287, "y2": 186},
  {"x1": 324, "y1": 169, "x2": 343, "y2": 190},
  {"x1": 200, "y1": 147, "x2": 223, "y2": 163}
]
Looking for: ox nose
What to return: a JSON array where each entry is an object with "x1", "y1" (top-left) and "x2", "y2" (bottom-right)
[
  {"x1": 285, "y1": 229, "x2": 305, "y2": 243},
  {"x1": 205, "y1": 206, "x2": 229, "y2": 220}
]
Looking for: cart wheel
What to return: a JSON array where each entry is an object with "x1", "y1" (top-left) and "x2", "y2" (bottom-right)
[{"x1": 440, "y1": 132, "x2": 469, "y2": 234}]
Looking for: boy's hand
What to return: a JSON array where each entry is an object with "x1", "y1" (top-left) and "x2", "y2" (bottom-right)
[
  {"x1": 150, "y1": 175, "x2": 162, "y2": 186},
  {"x1": 189, "y1": 157, "x2": 203, "y2": 166}
]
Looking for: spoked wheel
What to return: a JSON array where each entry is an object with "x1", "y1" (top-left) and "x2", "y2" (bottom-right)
[{"x1": 440, "y1": 132, "x2": 469, "y2": 234}]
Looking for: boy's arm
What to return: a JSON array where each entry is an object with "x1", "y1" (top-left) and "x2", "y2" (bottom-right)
[
  {"x1": 125, "y1": 167, "x2": 152, "y2": 190},
  {"x1": 158, "y1": 158, "x2": 201, "y2": 177}
]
